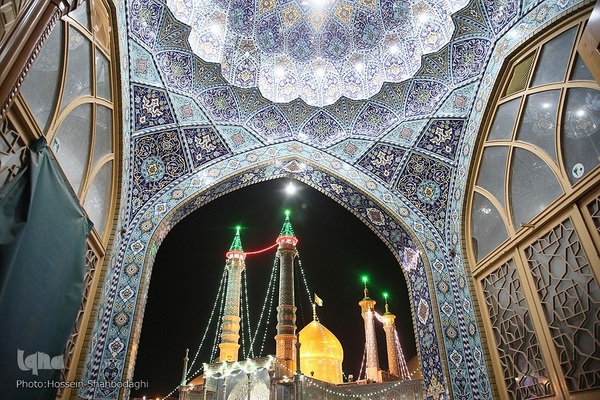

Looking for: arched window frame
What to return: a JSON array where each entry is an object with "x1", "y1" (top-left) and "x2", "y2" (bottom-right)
[
  {"x1": 466, "y1": 9, "x2": 600, "y2": 400},
  {"x1": 2, "y1": 0, "x2": 122, "y2": 398}
]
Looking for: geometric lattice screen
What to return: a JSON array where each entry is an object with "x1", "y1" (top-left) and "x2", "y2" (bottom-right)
[
  {"x1": 482, "y1": 260, "x2": 554, "y2": 399},
  {"x1": 589, "y1": 196, "x2": 600, "y2": 237},
  {"x1": 524, "y1": 218, "x2": 600, "y2": 392}
]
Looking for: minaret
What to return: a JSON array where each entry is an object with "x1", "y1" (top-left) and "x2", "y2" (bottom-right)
[
  {"x1": 218, "y1": 226, "x2": 246, "y2": 362},
  {"x1": 382, "y1": 294, "x2": 400, "y2": 377},
  {"x1": 359, "y1": 277, "x2": 381, "y2": 382},
  {"x1": 275, "y1": 210, "x2": 298, "y2": 376}
]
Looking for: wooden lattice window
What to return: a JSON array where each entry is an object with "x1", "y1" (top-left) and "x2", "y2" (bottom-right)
[{"x1": 467, "y1": 10, "x2": 600, "y2": 400}]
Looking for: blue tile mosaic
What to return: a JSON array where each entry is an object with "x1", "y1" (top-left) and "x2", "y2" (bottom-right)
[
  {"x1": 129, "y1": 40, "x2": 163, "y2": 86},
  {"x1": 182, "y1": 126, "x2": 231, "y2": 169},
  {"x1": 169, "y1": 93, "x2": 209, "y2": 126},
  {"x1": 132, "y1": 84, "x2": 175, "y2": 131},
  {"x1": 416, "y1": 119, "x2": 465, "y2": 161}
]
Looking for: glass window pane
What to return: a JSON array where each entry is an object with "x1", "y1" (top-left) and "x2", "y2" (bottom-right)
[
  {"x1": 84, "y1": 160, "x2": 113, "y2": 239},
  {"x1": 69, "y1": 0, "x2": 90, "y2": 31},
  {"x1": 20, "y1": 23, "x2": 64, "y2": 132},
  {"x1": 472, "y1": 193, "x2": 509, "y2": 261},
  {"x1": 570, "y1": 53, "x2": 595, "y2": 81},
  {"x1": 53, "y1": 103, "x2": 93, "y2": 194},
  {"x1": 96, "y1": 50, "x2": 111, "y2": 101},
  {"x1": 531, "y1": 27, "x2": 577, "y2": 87},
  {"x1": 510, "y1": 148, "x2": 563, "y2": 227},
  {"x1": 61, "y1": 27, "x2": 92, "y2": 109},
  {"x1": 516, "y1": 90, "x2": 560, "y2": 162},
  {"x1": 488, "y1": 98, "x2": 521, "y2": 141},
  {"x1": 562, "y1": 88, "x2": 600, "y2": 184},
  {"x1": 476, "y1": 146, "x2": 509, "y2": 209},
  {"x1": 93, "y1": 105, "x2": 113, "y2": 167}
]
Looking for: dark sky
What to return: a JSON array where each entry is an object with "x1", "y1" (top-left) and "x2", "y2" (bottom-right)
[{"x1": 132, "y1": 178, "x2": 416, "y2": 398}]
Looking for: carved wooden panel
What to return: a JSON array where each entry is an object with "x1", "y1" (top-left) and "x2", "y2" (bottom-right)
[
  {"x1": 524, "y1": 218, "x2": 600, "y2": 392},
  {"x1": 0, "y1": 117, "x2": 27, "y2": 187},
  {"x1": 482, "y1": 260, "x2": 554, "y2": 399},
  {"x1": 57, "y1": 241, "x2": 99, "y2": 397},
  {"x1": 589, "y1": 196, "x2": 600, "y2": 237},
  {"x1": 0, "y1": 0, "x2": 26, "y2": 43}
]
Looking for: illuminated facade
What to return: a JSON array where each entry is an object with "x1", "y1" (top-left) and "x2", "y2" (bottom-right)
[{"x1": 1, "y1": 0, "x2": 599, "y2": 399}]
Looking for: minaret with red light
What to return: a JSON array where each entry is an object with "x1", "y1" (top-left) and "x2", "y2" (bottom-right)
[
  {"x1": 275, "y1": 210, "x2": 298, "y2": 376},
  {"x1": 359, "y1": 276, "x2": 381, "y2": 382},
  {"x1": 217, "y1": 226, "x2": 246, "y2": 362}
]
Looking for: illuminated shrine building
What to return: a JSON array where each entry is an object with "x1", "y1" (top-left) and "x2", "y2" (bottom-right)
[
  {"x1": 180, "y1": 214, "x2": 417, "y2": 400},
  {"x1": 298, "y1": 309, "x2": 344, "y2": 384}
]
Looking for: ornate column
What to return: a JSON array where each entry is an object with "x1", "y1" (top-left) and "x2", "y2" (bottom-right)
[
  {"x1": 218, "y1": 227, "x2": 246, "y2": 362},
  {"x1": 382, "y1": 298, "x2": 400, "y2": 377},
  {"x1": 359, "y1": 278, "x2": 381, "y2": 382},
  {"x1": 275, "y1": 211, "x2": 298, "y2": 377}
]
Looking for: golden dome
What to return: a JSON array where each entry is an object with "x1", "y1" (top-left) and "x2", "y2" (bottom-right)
[{"x1": 299, "y1": 320, "x2": 344, "y2": 384}]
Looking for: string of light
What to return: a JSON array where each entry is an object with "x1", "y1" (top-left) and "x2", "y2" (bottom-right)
[
  {"x1": 209, "y1": 272, "x2": 228, "y2": 362},
  {"x1": 373, "y1": 310, "x2": 411, "y2": 380},
  {"x1": 244, "y1": 242, "x2": 278, "y2": 255},
  {"x1": 240, "y1": 269, "x2": 252, "y2": 358},
  {"x1": 295, "y1": 252, "x2": 316, "y2": 314},
  {"x1": 249, "y1": 256, "x2": 279, "y2": 356},
  {"x1": 393, "y1": 329, "x2": 411, "y2": 380},
  {"x1": 186, "y1": 268, "x2": 228, "y2": 376},
  {"x1": 358, "y1": 345, "x2": 367, "y2": 380},
  {"x1": 304, "y1": 374, "x2": 415, "y2": 398}
]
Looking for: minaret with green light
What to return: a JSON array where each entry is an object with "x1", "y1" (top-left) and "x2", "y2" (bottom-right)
[
  {"x1": 275, "y1": 210, "x2": 298, "y2": 376},
  {"x1": 359, "y1": 276, "x2": 381, "y2": 382},
  {"x1": 382, "y1": 293, "x2": 400, "y2": 377},
  {"x1": 217, "y1": 226, "x2": 246, "y2": 362}
]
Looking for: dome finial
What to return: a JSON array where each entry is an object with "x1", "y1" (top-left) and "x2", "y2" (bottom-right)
[{"x1": 361, "y1": 275, "x2": 369, "y2": 298}]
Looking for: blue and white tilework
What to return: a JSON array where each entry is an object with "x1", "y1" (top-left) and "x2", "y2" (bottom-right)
[{"x1": 81, "y1": 0, "x2": 591, "y2": 399}]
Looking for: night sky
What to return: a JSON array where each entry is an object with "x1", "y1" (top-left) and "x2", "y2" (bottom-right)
[{"x1": 132, "y1": 178, "x2": 416, "y2": 398}]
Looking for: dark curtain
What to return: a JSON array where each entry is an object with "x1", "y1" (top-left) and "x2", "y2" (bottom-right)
[{"x1": 0, "y1": 138, "x2": 93, "y2": 400}]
